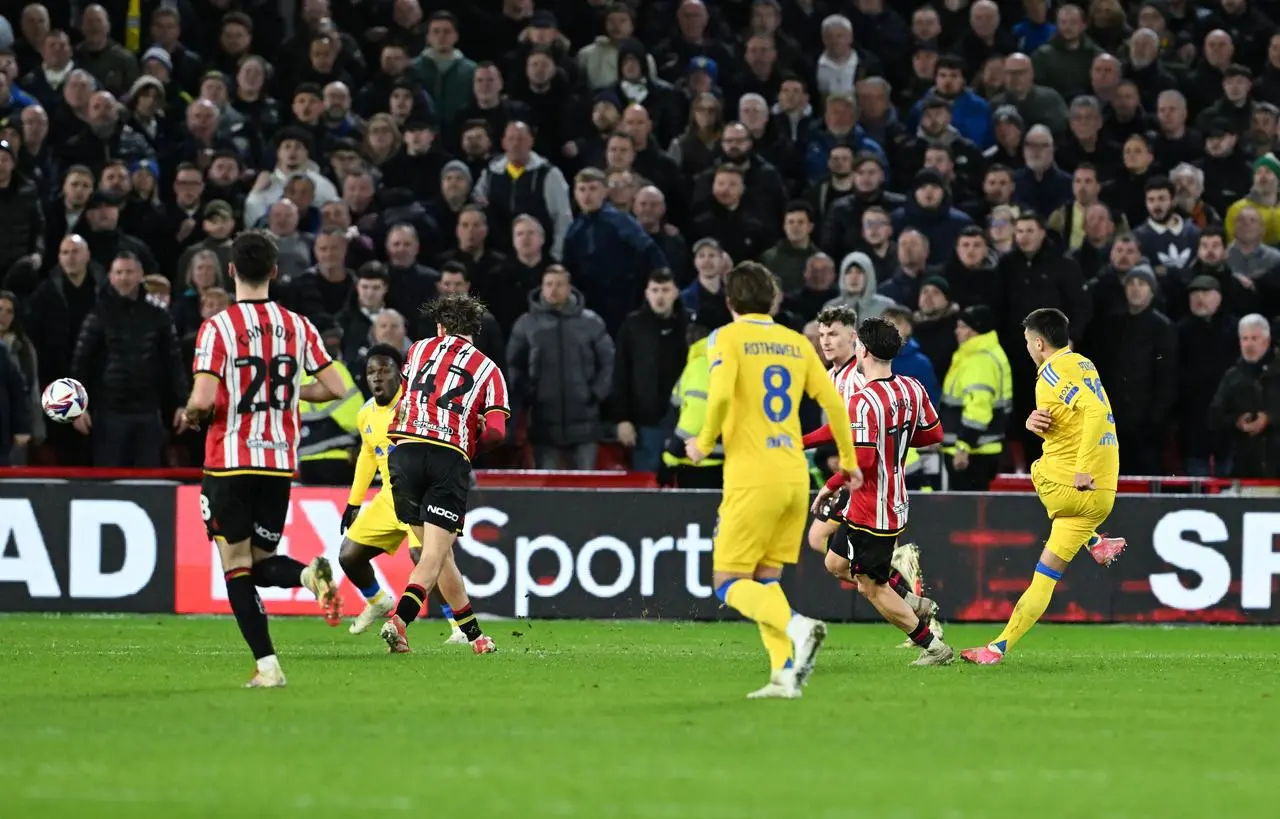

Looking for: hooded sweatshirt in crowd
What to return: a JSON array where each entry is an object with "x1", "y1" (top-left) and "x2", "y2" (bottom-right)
[{"x1": 824, "y1": 251, "x2": 895, "y2": 318}]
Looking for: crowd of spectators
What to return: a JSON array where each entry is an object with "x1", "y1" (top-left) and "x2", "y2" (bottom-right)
[{"x1": 0, "y1": 0, "x2": 1278, "y2": 481}]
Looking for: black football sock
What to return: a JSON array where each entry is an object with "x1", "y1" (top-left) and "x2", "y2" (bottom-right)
[
  {"x1": 887, "y1": 569, "x2": 912, "y2": 600},
  {"x1": 225, "y1": 568, "x2": 275, "y2": 660},
  {"x1": 906, "y1": 616, "x2": 935, "y2": 649},
  {"x1": 252, "y1": 555, "x2": 305, "y2": 588},
  {"x1": 451, "y1": 604, "x2": 483, "y2": 641},
  {"x1": 395, "y1": 584, "x2": 427, "y2": 625}
]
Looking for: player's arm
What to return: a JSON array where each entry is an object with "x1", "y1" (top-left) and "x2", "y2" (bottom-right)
[
  {"x1": 802, "y1": 422, "x2": 834, "y2": 448},
  {"x1": 347, "y1": 413, "x2": 378, "y2": 506},
  {"x1": 911, "y1": 391, "x2": 945, "y2": 448},
  {"x1": 477, "y1": 366, "x2": 511, "y2": 451},
  {"x1": 694, "y1": 330, "x2": 736, "y2": 457},
  {"x1": 299, "y1": 316, "x2": 341, "y2": 402},
  {"x1": 184, "y1": 322, "x2": 224, "y2": 426},
  {"x1": 803, "y1": 346, "x2": 856, "y2": 473}
]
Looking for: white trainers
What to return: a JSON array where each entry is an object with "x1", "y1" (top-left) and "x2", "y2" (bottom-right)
[
  {"x1": 899, "y1": 596, "x2": 945, "y2": 647},
  {"x1": 444, "y1": 627, "x2": 469, "y2": 644},
  {"x1": 785, "y1": 615, "x2": 828, "y2": 686},
  {"x1": 349, "y1": 595, "x2": 395, "y2": 635},
  {"x1": 911, "y1": 640, "x2": 955, "y2": 667},
  {"x1": 245, "y1": 656, "x2": 287, "y2": 688},
  {"x1": 746, "y1": 668, "x2": 801, "y2": 699}
]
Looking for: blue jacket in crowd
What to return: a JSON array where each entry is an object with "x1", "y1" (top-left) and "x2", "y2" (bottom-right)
[
  {"x1": 893, "y1": 336, "x2": 941, "y2": 406},
  {"x1": 804, "y1": 125, "x2": 888, "y2": 182},
  {"x1": 908, "y1": 90, "x2": 993, "y2": 150},
  {"x1": 561, "y1": 203, "x2": 669, "y2": 336}
]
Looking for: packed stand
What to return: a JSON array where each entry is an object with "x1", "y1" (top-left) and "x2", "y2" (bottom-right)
[{"x1": 0, "y1": 0, "x2": 1278, "y2": 483}]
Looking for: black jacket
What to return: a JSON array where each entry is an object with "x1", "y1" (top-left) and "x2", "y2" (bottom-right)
[
  {"x1": 284, "y1": 268, "x2": 355, "y2": 330},
  {"x1": 1093, "y1": 305, "x2": 1178, "y2": 435},
  {"x1": 0, "y1": 344, "x2": 32, "y2": 465},
  {"x1": 70, "y1": 287, "x2": 187, "y2": 415},
  {"x1": 24, "y1": 265, "x2": 108, "y2": 387},
  {"x1": 612, "y1": 305, "x2": 689, "y2": 428},
  {"x1": 0, "y1": 176, "x2": 45, "y2": 276},
  {"x1": 1209, "y1": 348, "x2": 1280, "y2": 478},
  {"x1": 942, "y1": 251, "x2": 1000, "y2": 310},
  {"x1": 1176, "y1": 309, "x2": 1240, "y2": 460},
  {"x1": 820, "y1": 189, "x2": 907, "y2": 263},
  {"x1": 995, "y1": 244, "x2": 1091, "y2": 346}
]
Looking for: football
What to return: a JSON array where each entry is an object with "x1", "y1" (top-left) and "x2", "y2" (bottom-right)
[{"x1": 41, "y1": 378, "x2": 89, "y2": 422}]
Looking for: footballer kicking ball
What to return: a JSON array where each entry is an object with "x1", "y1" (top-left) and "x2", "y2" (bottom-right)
[{"x1": 41, "y1": 378, "x2": 89, "y2": 423}]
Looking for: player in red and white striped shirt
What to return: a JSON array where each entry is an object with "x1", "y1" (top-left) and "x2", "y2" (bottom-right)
[
  {"x1": 811, "y1": 318, "x2": 954, "y2": 666},
  {"x1": 380, "y1": 294, "x2": 510, "y2": 655},
  {"x1": 183, "y1": 232, "x2": 350, "y2": 688},
  {"x1": 803, "y1": 307, "x2": 943, "y2": 644}
]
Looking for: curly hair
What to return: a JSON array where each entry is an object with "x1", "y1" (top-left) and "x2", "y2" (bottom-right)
[
  {"x1": 815, "y1": 304, "x2": 858, "y2": 328},
  {"x1": 425, "y1": 293, "x2": 487, "y2": 338}
]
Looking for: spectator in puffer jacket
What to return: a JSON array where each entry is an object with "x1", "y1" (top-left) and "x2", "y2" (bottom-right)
[
  {"x1": 891, "y1": 169, "x2": 974, "y2": 264},
  {"x1": 824, "y1": 250, "x2": 894, "y2": 319},
  {"x1": 69, "y1": 251, "x2": 187, "y2": 467},
  {"x1": 507, "y1": 265, "x2": 616, "y2": 471},
  {"x1": 0, "y1": 139, "x2": 44, "y2": 278},
  {"x1": 561, "y1": 167, "x2": 669, "y2": 336}
]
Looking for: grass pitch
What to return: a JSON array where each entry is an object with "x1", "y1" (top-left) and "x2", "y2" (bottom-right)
[{"x1": 0, "y1": 616, "x2": 1275, "y2": 819}]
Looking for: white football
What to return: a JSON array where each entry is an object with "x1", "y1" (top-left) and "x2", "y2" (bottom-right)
[{"x1": 42, "y1": 378, "x2": 89, "y2": 422}]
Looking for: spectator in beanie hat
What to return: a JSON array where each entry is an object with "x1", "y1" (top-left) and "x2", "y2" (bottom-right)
[
  {"x1": 1225, "y1": 152, "x2": 1280, "y2": 245},
  {"x1": 985, "y1": 104, "x2": 1026, "y2": 168},
  {"x1": 892, "y1": 168, "x2": 974, "y2": 264}
]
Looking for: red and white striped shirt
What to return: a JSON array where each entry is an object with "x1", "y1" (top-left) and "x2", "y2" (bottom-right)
[
  {"x1": 193, "y1": 300, "x2": 332, "y2": 475},
  {"x1": 829, "y1": 357, "x2": 866, "y2": 404},
  {"x1": 390, "y1": 335, "x2": 509, "y2": 460},
  {"x1": 842, "y1": 375, "x2": 939, "y2": 534}
]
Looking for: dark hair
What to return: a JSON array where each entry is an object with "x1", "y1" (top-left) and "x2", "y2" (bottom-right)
[
  {"x1": 936, "y1": 54, "x2": 967, "y2": 74},
  {"x1": 1075, "y1": 162, "x2": 1098, "y2": 177},
  {"x1": 459, "y1": 203, "x2": 486, "y2": 221},
  {"x1": 151, "y1": 7, "x2": 179, "y2": 24},
  {"x1": 1200, "y1": 224, "x2": 1227, "y2": 243},
  {"x1": 364, "y1": 342, "x2": 404, "y2": 370},
  {"x1": 648, "y1": 269, "x2": 675, "y2": 285},
  {"x1": 575, "y1": 167, "x2": 607, "y2": 185},
  {"x1": 1015, "y1": 209, "x2": 1045, "y2": 229},
  {"x1": 1144, "y1": 175, "x2": 1174, "y2": 195},
  {"x1": 426, "y1": 293, "x2": 486, "y2": 337},
  {"x1": 429, "y1": 10, "x2": 459, "y2": 27},
  {"x1": 222, "y1": 11, "x2": 253, "y2": 32},
  {"x1": 230, "y1": 231, "x2": 278, "y2": 284},
  {"x1": 607, "y1": 131, "x2": 636, "y2": 147},
  {"x1": 174, "y1": 161, "x2": 202, "y2": 178},
  {"x1": 64, "y1": 164, "x2": 93, "y2": 180},
  {"x1": 713, "y1": 162, "x2": 745, "y2": 179},
  {"x1": 985, "y1": 163, "x2": 1013, "y2": 180},
  {"x1": 112, "y1": 250, "x2": 143, "y2": 268},
  {"x1": 440, "y1": 260, "x2": 471, "y2": 278},
  {"x1": 957, "y1": 224, "x2": 987, "y2": 240},
  {"x1": 857, "y1": 316, "x2": 903, "y2": 361},
  {"x1": 542, "y1": 264, "x2": 571, "y2": 282},
  {"x1": 357, "y1": 261, "x2": 389, "y2": 281},
  {"x1": 784, "y1": 200, "x2": 815, "y2": 221},
  {"x1": 318, "y1": 225, "x2": 348, "y2": 240},
  {"x1": 924, "y1": 143, "x2": 955, "y2": 159},
  {"x1": 1022, "y1": 307, "x2": 1071, "y2": 348},
  {"x1": 1112, "y1": 231, "x2": 1138, "y2": 246},
  {"x1": 816, "y1": 304, "x2": 858, "y2": 327},
  {"x1": 724, "y1": 261, "x2": 778, "y2": 315}
]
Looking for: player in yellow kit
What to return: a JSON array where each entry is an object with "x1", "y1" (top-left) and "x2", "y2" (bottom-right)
[
  {"x1": 684, "y1": 262, "x2": 859, "y2": 699},
  {"x1": 337, "y1": 345, "x2": 485, "y2": 647},
  {"x1": 961, "y1": 308, "x2": 1127, "y2": 665}
]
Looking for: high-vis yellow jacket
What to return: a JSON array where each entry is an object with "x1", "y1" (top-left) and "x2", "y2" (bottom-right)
[
  {"x1": 298, "y1": 360, "x2": 363, "y2": 462},
  {"x1": 662, "y1": 338, "x2": 724, "y2": 468},
  {"x1": 940, "y1": 330, "x2": 1012, "y2": 457}
]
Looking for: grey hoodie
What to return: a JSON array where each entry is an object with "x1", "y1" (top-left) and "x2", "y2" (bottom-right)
[
  {"x1": 473, "y1": 151, "x2": 574, "y2": 260},
  {"x1": 824, "y1": 251, "x2": 895, "y2": 319},
  {"x1": 506, "y1": 287, "x2": 616, "y2": 446}
]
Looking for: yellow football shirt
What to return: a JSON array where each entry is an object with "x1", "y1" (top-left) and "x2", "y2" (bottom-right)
[
  {"x1": 348, "y1": 386, "x2": 404, "y2": 505},
  {"x1": 697, "y1": 314, "x2": 856, "y2": 488},
  {"x1": 1035, "y1": 348, "x2": 1120, "y2": 491}
]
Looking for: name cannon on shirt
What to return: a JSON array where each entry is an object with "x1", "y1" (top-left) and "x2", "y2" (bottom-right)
[
  {"x1": 236, "y1": 322, "x2": 297, "y2": 347},
  {"x1": 742, "y1": 341, "x2": 806, "y2": 358}
]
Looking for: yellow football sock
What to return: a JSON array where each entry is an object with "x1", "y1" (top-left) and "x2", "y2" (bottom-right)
[
  {"x1": 367, "y1": 589, "x2": 387, "y2": 605},
  {"x1": 991, "y1": 566, "x2": 1059, "y2": 653},
  {"x1": 758, "y1": 622, "x2": 793, "y2": 671},
  {"x1": 724, "y1": 579, "x2": 792, "y2": 632}
]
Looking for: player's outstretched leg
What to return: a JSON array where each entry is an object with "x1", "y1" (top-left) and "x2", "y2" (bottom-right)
[
  {"x1": 961, "y1": 552, "x2": 1064, "y2": 665},
  {"x1": 380, "y1": 523, "x2": 455, "y2": 654},
  {"x1": 339, "y1": 540, "x2": 396, "y2": 634},
  {"x1": 1085, "y1": 533, "x2": 1127, "y2": 566},
  {"x1": 854, "y1": 573, "x2": 954, "y2": 666},
  {"x1": 889, "y1": 543, "x2": 943, "y2": 644},
  {"x1": 436, "y1": 549, "x2": 495, "y2": 653}
]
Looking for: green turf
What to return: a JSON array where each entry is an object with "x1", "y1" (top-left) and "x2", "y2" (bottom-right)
[{"x1": 0, "y1": 616, "x2": 1275, "y2": 819}]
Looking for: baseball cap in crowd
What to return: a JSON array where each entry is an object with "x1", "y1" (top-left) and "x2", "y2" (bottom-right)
[
  {"x1": 692, "y1": 237, "x2": 722, "y2": 254},
  {"x1": 530, "y1": 10, "x2": 558, "y2": 28},
  {"x1": 204, "y1": 200, "x2": 234, "y2": 221},
  {"x1": 688, "y1": 56, "x2": 718, "y2": 83},
  {"x1": 921, "y1": 93, "x2": 951, "y2": 112},
  {"x1": 86, "y1": 190, "x2": 123, "y2": 210},
  {"x1": 0, "y1": 138, "x2": 15, "y2": 161},
  {"x1": 1187, "y1": 275, "x2": 1221, "y2": 293},
  {"x1": 958, "y1": 304, "x2": 995, "y2": 334}
]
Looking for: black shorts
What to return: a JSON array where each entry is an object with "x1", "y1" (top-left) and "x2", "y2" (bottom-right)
[
  {"x1": 814, "y1": 487, "x2": 849, "y2": 523},
  {"x1": 201, "y1": 473, "x2": 292, "y2": 550},
  {"x1": 388, "y1": 441, "x2": 470, "y2": 533},
  {"x1": 836, "y1": 526, "x2": 899, "y2": 584}
]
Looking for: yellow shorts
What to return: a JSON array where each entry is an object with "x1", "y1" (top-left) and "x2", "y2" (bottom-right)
[
  {"x1": 712, "y1": 483, "x2": 809, "y2": 573},
  {"x1": 345, "y1": 489, "x2": 420, "y2": 554},
  {"x1": 1031, "y1": 460, "x2": 1115, "y2": 563}
]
